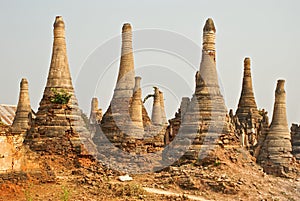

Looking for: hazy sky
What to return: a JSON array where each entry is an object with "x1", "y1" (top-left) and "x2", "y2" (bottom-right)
[{"x1": 0, "y1": 0, "x2": 300, "y2": 125}]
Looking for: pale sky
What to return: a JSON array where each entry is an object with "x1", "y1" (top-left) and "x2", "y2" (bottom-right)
[{"x1": 0, "y1": 0, "x2": 300, "y2": 126}]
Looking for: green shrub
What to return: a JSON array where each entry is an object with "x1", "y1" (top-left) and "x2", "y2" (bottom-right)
[
  {"x1": 214, "y1": 160, "x2": 221, "y2": 167},
  {"x1": 24, "y1": 185, "x2": 33, "y2": 201},
  {"x1": 50, "y1": 88, "x2": 72, "y2": 105},
  {"x1": 61, "y1": 186, "x2": 70, "y2": 201}
]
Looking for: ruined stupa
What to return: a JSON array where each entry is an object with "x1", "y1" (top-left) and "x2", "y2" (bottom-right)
[
  {"x1": 233, "y1": 58, "x2": 263, "y2": 151},
  {"x1": 130, "y1": 76, "x2": 144, "y2": 129},
  {"x1": 159, "y1": 91, "x2": 168, "y2": 125},
  {"x1": 235, "y1": 58, "x2": 261, "y2": 121},
  {"x1": 148, "y1": 89, "x2": 168, "y2": 126},
  {"x1": 0, "y1": 79, "x2": 45, "y2": 175},
  {"x1": 165, "y1": 97, "x2": 190, "y2": 145},
  {"x1": 151, "y1": 87, "x2": 163, "y2": 125},
  {"x1": 100, "y1": 23, "x2": 159, "y2": 154},
  {"x1": 257, "y1": 80, "x2": 293, "y2": 175},
  {"x1": 291, "y1": 124, "x2": 300, "y2": 160},
  {"x1": 25, "y1": 16, "x2": 96, "y2": 155},
  {"x1": 0, "y1": 78, "x2": 34, "y2": 173},
  {"x1": 93, "y1": 23, "x2": 167, "y2": 173},
  {"x1": 89, "y1": 97, "x2": 102, "y2": 125},
  {"x1": 165, "y1": 18, "x2": 234, "y2": 161},
  {"x1": 11, "y1": 78, "x2": 32, "y2": 134}
]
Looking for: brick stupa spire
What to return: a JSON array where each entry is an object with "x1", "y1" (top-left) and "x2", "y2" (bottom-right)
[
  {"x1": 25, "y1": 16, "x2": 96, "y2": 155},
  {"x1": 89, "y1": 97, "x2": 102, "y2": 124},
  {"x1": 151, "y1": 87, "x2": 162, "y2": 125},
  {"x1": 257, "y1": 80, "x2": 293, "y2": 175},
  {"x1": 100, "y1": 23, "x2": 151, "y2": 151},
  {"x1": 130, "y1": 76, "x2": 143, "y2": 129},
  {"x1": 11, "y1": 78, "x2": 32, "y2": 134},
  {"x1": 166, "y1": 18, "x2": 233, "y2": 161},
  {"x1": 114, "y1": 23, "x2": 135, "y2": 98},
  {"x1": 195, "y1": 18, "x2": 228, "y2": 125},
  {"x1": 236, "y1": 58, "x2": 260, "y2": 121},
  {"x1": 159, "y1": 91, "x2": 168, "y2": 125},
  {"x1": 291, "y1": 124, "x2": 300, "y2": 160},
  {"x1": 196, "y1": 18, "x2": 219, "y2": 92}
]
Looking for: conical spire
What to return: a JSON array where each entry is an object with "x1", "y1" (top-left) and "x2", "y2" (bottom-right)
[
  {"x1": 195, "y1": 18, "x2": 227, "y2": 116},
  {"x1": 270, "y1": 80, "x2": 289, "y2": 129},
  {"x1": 102, "y1": 23, "x2": 141, "y2": 133},
  {"x1": 165, "y1": 18, "x2": 232, "y2": 161},
  {"x1": 196, "y1": 18, "x2": 221, "y2": 95},
  {"x1": 152, "y1": 87, "x2": 162, "y2": 125},
  {"x1": 180, "y1": 97, "x2": 190, "y2": 116},
  {"x1": 89, "y1": 97, "x2": 98, "y2": 124},
  {"x1": 114, "y1": 23, "x2": 135, "y2": 98},
  {"x1": 11, "y1": 78, "x2": 31, "y2": 134},
  {"x1": 236, "y1": 57, "x2": 260, "y2": 121},
  {"x1": 100, "y1": 23, "x2": 155, "y2": 153},
  {"x1": 195, "y1": 18, "x2": 226, "y2": 102},
  {"x1": 37, "y1": 16, "x2": 76, "y2": 112},
  {"x1": 45, "y1": 16, "x2": 73, "y2": 89},
  {"x1": 130, "y1": 76, "x2": 143, "y2": 128},
  {"x1": 89, "y1": 97, "x2": 102, "y2": 124},
  {"x1": 203, "y1": 18, "x2": 216, "y2": 33},
  {"x1": 26, "y1": 16, "x2": 96, "y2": 156},
  {"x1": 202, "y1": 18, "x2": 216, "y2": 57},
  {"x1": 257, "y1": 80, "x2": 293, "y2": 174},
  {"x1": 159, "y1": 91, "x2": 168, "y2": 125},
  {"x1": 38, "y1": 16, "x2": 76, "y2": 110}
]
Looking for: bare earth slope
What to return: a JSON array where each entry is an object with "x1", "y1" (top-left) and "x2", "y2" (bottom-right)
[{"x1": 1, "y1": 146, "x2": 299, "y2": 201}]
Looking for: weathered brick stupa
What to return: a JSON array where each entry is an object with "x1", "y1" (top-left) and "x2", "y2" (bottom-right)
[
  {"x1": 1, "y1": 79, "x2": 31, "y2": 171},
  {"x1": 159, "y1": 91, "x2": 168, "y2": 126},
  {"x1": 257, "y1": 80, "x2": 293, "y2": 175},
  {"x1": 291, "y1": 124, "x2": 300, "y2": 160},
  {"x1": 151, "y1": 87, "x2": 163, "y2": 125},
  {"x1": 92, "y1": 23, "x2": 167, "y2": 173},
  {"x1": 25, "y1": 16, "x2": 96, "y2": 156},
  {"x1": 130, "y1": 76, "x2": 144, "y2": 129},
  {"x1": 164, "y1": 18, "x2": 235, "y2": 162},
  {"x1": 89, "y1": 97, "x2": 102, "y2": 125},
  {"x1": 99, "y1": 23, "x2": 166, "y2": 155},
  {"x1": 165, "y1": 97, "x2": 190, "y2": 145},
  {"x1": 100, "y1": 23, "x2": 150, "y2": 142},
  {"x1": 235, "y1": 58, "x2": 261, "y2": 122},
  {"x1": 0, "y1": 79, "x2": 44, "y2": 177},
  {"x1": 233, "y1": 58, "x2": 263, "y2": 153},
  {"x1": 7, "y1": 78, "x2": 33, "y2": 171},
  {"x1": 11, "y1": 78, "x2": 32, "y2": 135}
]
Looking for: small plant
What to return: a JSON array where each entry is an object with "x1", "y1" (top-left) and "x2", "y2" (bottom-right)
[
  {"x1": 61, "y1": 186, "x2": 70, "y2": 201},
  {"x1": 24, "y1": 185, "x2": 33, "y2": 201},
  {"x1": 50, "y1": 88, "x2": 72, "y2": 105},
  {"x1": 214, "y1": 160, "x2": 221, "y2": 167}
]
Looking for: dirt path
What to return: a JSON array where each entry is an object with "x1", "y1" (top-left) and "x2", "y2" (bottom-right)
[{"x1": 143, "y1": 187, "x2": 211, "y2": 201}]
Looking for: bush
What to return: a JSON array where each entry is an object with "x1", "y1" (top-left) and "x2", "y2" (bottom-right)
[
  {"x1": 50, "y1": 88, "x2": 72, "y2": 105},
  {"x1": 61, "y1": 186, "x2": 70, "y2": 201}
]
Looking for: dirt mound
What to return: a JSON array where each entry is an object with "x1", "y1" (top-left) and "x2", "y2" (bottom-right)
[
  {"x1": 1, "y1": 147, "x2": 300, "y2": 200},
  {"x1": 140, "y1": 147, "x2": 300, "y2": 200}
]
